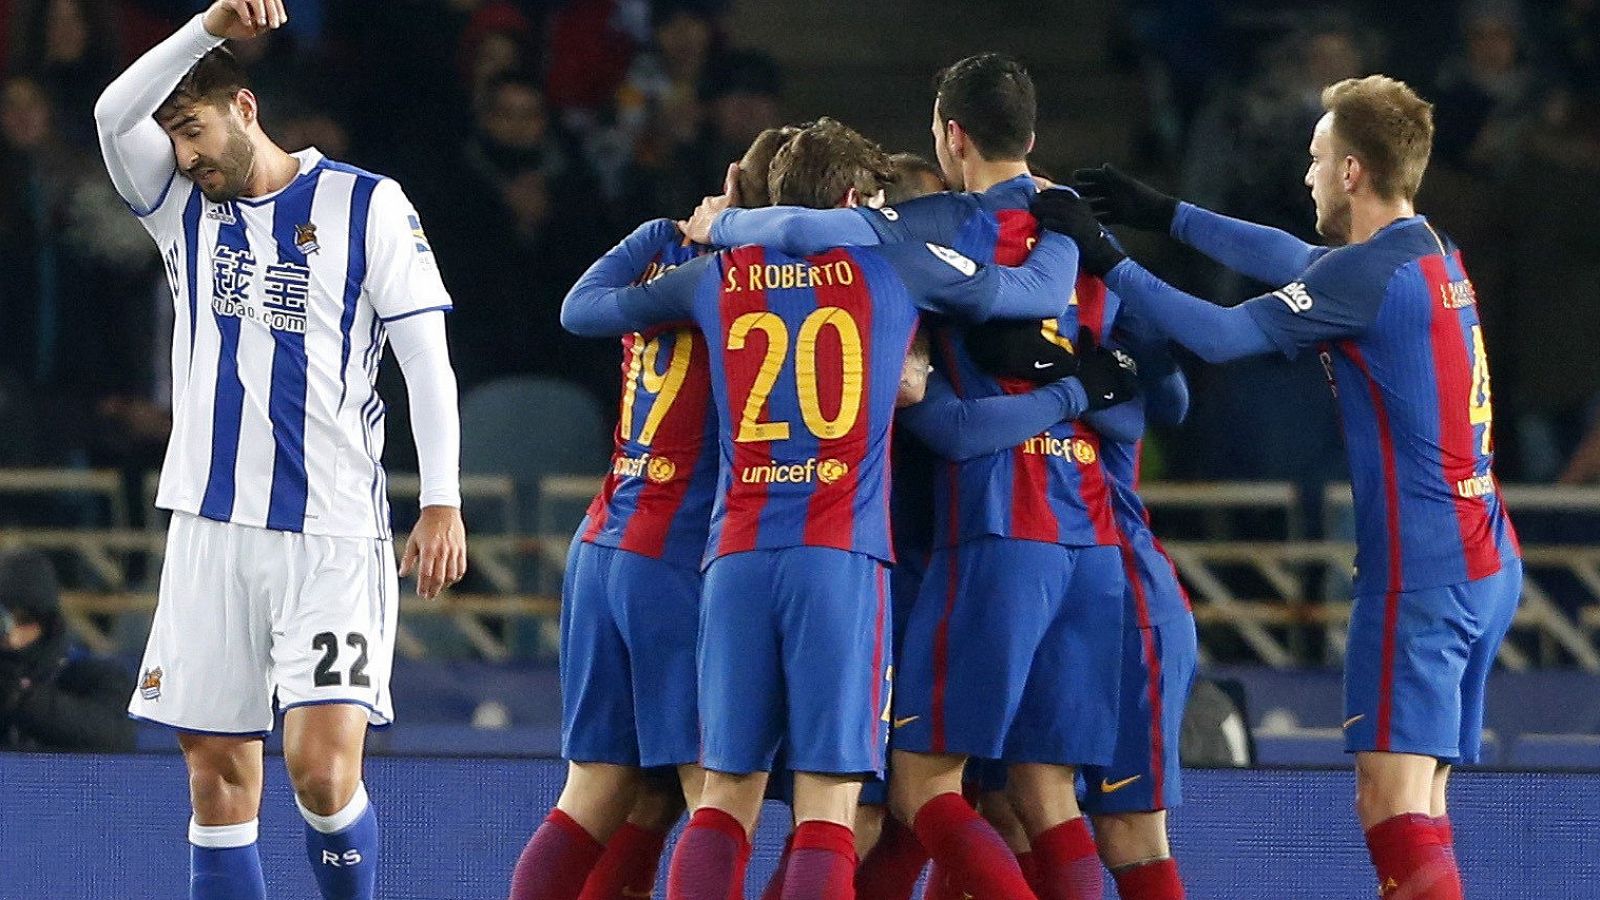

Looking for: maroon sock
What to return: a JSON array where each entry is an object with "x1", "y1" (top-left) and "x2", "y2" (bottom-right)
[
  {"x1": 666, "y1": 808, "x2": 750, "y2": 900},
  {"x1": 1111, "y1": 858, "x2": 1184, "y2": 900},
  {"x1": 854, "y1": 816, "x2": 928, "y2": 900},
  {"x1": 509, "y1": 809, "x2": 605, "y2": 900},
  {"x1": 780, "y1": 821, "x2": 857, "y2": 900},
  {"x1": 1016, "y1": 850, "x2": 1041, "y2": 895},
  {"x1": 1433, "y1": 816, "x2": 1456, "y2": 866},
  {"x1": 578, "y1": 822, "x2": 669, "y2": 900},
  {"x1": 922, "y1": 862, "x2": 963, "y2": 900},
  {"x1": 759, "y1": 835, "x2": 796, "y2": 900},
  {"x1": 911, "y1": 792, "x2": 1035, "y2": 899},
  {"x1": 1031, "y1": 818, "x2": 1102, "y2": 900},
  {"x1": 1364, "y1": 813, "x2": 1463, "y2": 900}
]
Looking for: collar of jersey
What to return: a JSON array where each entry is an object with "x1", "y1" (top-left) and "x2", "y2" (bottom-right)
[
  {"x1": 231, "y1": 147, "x2": 325, "y2": 207},
  {"x1": 983, "y1": 173, "x2": 1038, "y2": 205},
  {"x1": 1374, "y1": 214, "x2": 1426, "y2": 238}
]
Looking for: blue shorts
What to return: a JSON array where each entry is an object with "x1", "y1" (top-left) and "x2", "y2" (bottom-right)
[
  {"x1": 560, "y1": 536, "x2": 701, "y2": 767},
  {"x1": 895, "y1": 538, "x2": 1125, "y2": 766},
  {"x1": 699, "y1": 547, "x2": 891, "y2": 776},
  {"x1": 1082, "y1": 540, "x2": 1199, "y2": 814},
  {"x1": 1344, "y1": 558, "x2": 1522, "y2": 763},
  {"x1": 1081, "y1": 618, "x2": 1198, "y2": 814}
]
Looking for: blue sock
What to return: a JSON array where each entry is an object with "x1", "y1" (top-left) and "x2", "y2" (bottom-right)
[
  {"x1": 189, "y1": 819, "x2": 267, "y2": 900},
  {"x1": 299, "y1": 782, "x2": 380, "y2": 900}
]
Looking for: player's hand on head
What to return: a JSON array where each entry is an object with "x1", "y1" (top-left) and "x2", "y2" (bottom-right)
[
  {"x1": 1029, "y1": 188, "x2": 1126, "y2": 278},
  {"x1": 1070, "y1": 164, "x2": 1178, "y2": 233},
  {"x1": 684, "y1": 162, "x2": 741, "y2": 245},
  {"x1": 1072, "y1": 326, "x2": 1140, "y2": 411},
  {"x1": 203, "y1": 0, "x2": 288, "y2": 40},
  {"x1": 400, "y1": 505, "x2": 467, "y2": 600}
]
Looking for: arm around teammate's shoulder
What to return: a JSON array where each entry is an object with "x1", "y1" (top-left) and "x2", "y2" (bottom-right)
[{"x1": 561, "y1": 236, "x2": 710, "y2": 337}]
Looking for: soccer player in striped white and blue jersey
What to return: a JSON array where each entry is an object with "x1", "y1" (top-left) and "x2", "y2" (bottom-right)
[
  {"x1": 94, "y1": 3, "x2": 467, "y2": 898},
  {"x1": 1035, "y1": 75, "x2": 1520, "y2": 900}
]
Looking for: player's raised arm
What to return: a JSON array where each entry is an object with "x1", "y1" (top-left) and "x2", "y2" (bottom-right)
[
  {"x1": 362, "y1": 178, "x2": 466, "y2": 599},
  {"x1": 560, "y1": 222, "x2": 708, "y2": 337},
  {"x1": 93, "y1": 1, "x2": 284, "y2": 213},
  {"x1": 1073, "y1": 164, "x2": 1325, "y2": 286}
]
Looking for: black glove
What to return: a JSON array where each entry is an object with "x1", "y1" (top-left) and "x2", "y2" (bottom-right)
[
  {"x1": 964, "y1": 318, "x2": 1078, "y2": 385},
  {"x1": 1028, "y1": 189, "x2": 1126, "y2": 278},
  {"x1": 1072, "y1": 327, "x2": 1139, "y2": 411},
  {"x1": 1071, "y1": 164, "x2": 1179, "y2": 232}
]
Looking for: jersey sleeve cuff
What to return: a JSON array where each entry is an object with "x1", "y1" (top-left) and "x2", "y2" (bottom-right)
[{"x1": 378, "y1": 304, "x2": 452, "y2": 324}]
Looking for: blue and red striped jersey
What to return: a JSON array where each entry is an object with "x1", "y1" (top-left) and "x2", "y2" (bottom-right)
[
  {"x1": 1099, "y1": 433, "x2": 1193, "y2": 627},
  {"x1": 565, "y1": 234, "x2": 1075, "y2": 565},
  {"x1": 862, "y1": 176, "x2": 1124, "y2": 549},
  {"x1": 1243, "y1": 216, "x2": 1520, "y2": 595},
  {"x1": 581, "y1": 220, "x2": 717, "y2": 568}
]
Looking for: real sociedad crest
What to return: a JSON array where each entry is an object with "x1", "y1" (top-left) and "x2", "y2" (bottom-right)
[{"x1": 294, "y1": 222, "x2": 320, "y2": 255}]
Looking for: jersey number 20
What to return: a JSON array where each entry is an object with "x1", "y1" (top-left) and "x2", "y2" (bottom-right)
[{"x1": 727, "y1": 307, "x2": 864, "y2": 443}]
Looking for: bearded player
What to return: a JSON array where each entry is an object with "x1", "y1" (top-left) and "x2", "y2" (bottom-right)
[
  {"x1": 1036, "y1": 75, "x2": 1520, "y2": 900},
  {"x1": 95, "y1": 3, "x2": 467, "y2": 897}
]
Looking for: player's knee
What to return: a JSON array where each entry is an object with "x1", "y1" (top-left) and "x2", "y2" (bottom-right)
[
  {"x1": 290, "y1": 761, "x2": 361, "y2": 817},
  {"x1": 181, "y1": 737, "x2": 261, "y2": 821},
  {"x1": 1091, "y1": 812, "x2": 1169, "y2": 868}
]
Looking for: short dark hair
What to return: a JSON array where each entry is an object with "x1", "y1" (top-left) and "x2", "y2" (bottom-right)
[
  {"x1": 933, "y1": 53, "x2": 1036, "y2": 161},
  {"x1": 156, "y1": 46, "x2": 250, "y2": 122},
  {"x1": 768, "y1": 117, "x2": 891, "y2": 209}
]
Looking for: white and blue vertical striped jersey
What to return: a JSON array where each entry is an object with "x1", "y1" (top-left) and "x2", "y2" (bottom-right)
[{"x1": 135, "y1": 148, "x2": 451, "y2": 539}]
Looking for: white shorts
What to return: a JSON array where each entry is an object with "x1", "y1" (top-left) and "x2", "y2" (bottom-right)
[{"x1": 129, "y1": 512, "x2": 399, "y2": 735}]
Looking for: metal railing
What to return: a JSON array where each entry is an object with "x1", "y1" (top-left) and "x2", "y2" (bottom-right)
[{"x1": 3, "y1": 469, "x2": 1599, "y2": 666}]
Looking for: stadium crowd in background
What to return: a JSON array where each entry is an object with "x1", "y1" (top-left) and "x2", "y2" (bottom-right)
[{"x1": 0, "y1": 0, "x2": 1596, "y2": 490}]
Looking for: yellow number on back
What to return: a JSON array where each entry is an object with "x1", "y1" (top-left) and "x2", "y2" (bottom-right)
[
  {"x1": 1468, "y1": 324, "x2": 1493, "y2": 455},
  {"x1": 725, "y1": 307, "x2": 866, "y2": 443},
  {"x1": 727, "y1": 312, "x2": 792, "y2": 443},
  {"x1": 618, "y1": 331, "x2": 695, "y2": 447},
  {"x1": 796, "y1": 307, "x2": 863, "y2": 439}
]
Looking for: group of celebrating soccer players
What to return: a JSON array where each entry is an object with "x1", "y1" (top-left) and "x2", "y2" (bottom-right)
[{"x1": 96, "y1": 2, "x2": 1520, "y2": 899}]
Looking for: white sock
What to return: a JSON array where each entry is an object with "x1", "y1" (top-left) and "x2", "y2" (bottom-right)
[
  {"x1": 295, "y1": 781, "x2": 370, "y2": 835},
  {"x1": 189, "y1": 818, "x2": 259, "y2": 848}
]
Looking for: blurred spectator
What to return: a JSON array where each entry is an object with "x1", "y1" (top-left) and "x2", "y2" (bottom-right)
[
  {"x1": 544, "y1": 0, "x2": 644, "y2": 115},
  {"x1": 457, "y1": 0, "x2": 541, "y2": 105},
  {"x1": 7, "y1": 0, "x2": 119, "y2": 145},
  {"x1": 630, "y1": 47, "x2": 782, "y2": 219},
  {"x1": 0, "y1": 75, "x2": 164, "y2": 466},
  {"x1": 0, "y1": 548, "x2": 135, "y2": 752},
  {"x1": 1431, "y1": 1, "x2": 1553, "y2": 177},
  {"x1": 1170, "y1": 21, "x2": 1364, "y2": 496},
  {"x1": 1495, "y1": 89, "x2": 1600, "y2": 480},
  {"x1": 421, "y1": 72, "x2": 611, "y2": 392}
]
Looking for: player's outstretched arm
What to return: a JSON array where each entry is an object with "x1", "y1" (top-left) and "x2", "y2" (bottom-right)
[
  {"x1": 1170, "y1": 202, "x2": 1327, "y2": 286},
  {"x1": 560, "y1": 220, "x2": 704, "y2": 337},
  {"x1": 93, "y1": 1, "x2": 284, "y2": 213},
  {"x1": 710, "y1": 206, "x2": 883, "y2": 256},
  {"x1": 387, "y1": 313, "x2": 466, "y2": 599},
  {"x1": 899, "y1": 371, "x2": 1090, "y2": 462},
  {"x1": 887, "y1": 234, "x2": 1078, "y2": 324},
  {"x1": 1101, "y1": 260, "x2": 1277, "y2": 364},
  {"x1": 1074, "y1": 165, "x2": 1323, "y2": 285}
]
